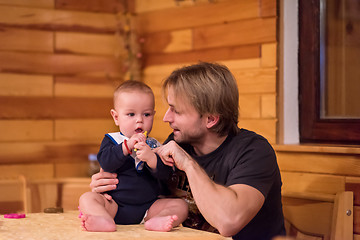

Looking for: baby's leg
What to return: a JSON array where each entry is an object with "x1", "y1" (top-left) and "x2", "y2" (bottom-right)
[
  {"x1": 78, "y1": 192, "x2": 118, "y2": 232},
  {"x1": 144, "y1": 198, "x2": 189, "y2": 232}
]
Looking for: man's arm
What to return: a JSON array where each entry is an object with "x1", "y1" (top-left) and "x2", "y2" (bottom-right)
[
  {"x1": 185, "y1": 159, "x2": 264, "y2": 236},
  {"x1": 155, "y1": 141, "x2": 265, "y2": 237}
]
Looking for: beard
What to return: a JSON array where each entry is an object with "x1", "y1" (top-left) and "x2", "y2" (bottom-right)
[{"x1": 172, "y1": 127, "x2": 204, "y2": 145}]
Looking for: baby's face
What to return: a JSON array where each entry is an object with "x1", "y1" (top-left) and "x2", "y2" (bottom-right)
[{"x1": 114, "y1": 91, "x2": 155, "y2": 138}]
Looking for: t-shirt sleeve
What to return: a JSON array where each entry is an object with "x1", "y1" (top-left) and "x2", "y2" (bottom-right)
[{"x1": 226, "y1": 138, "x2": 278, "y2": 198}]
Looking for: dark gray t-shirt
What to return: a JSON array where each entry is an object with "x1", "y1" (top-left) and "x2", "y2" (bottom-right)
[{"x1": 163, "y1": 128, "x2": 285, "y2": 240}]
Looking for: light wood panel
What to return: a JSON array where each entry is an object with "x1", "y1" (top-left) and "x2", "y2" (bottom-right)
[
  {"x1": 55, "y1": 32, "x2": 121, "y2": 56},
  {"x1": 0, "y1": 97, "x2": 113, "y2": 119},
  {"x1": 0, "y1": 27, "x2": 53, "y2": 52},
  {"x1": 239, "y1": 119, "x2": 277, "y2": 144},
  {"x1": 193, "y1": 18, "x2": 276, "y2": 49},
  {"x1": 0, "y1": 120, "x2": 53, "y2": 142},
  {"x1": 136, "y1": 0, "x2": 260, "y2": 33},
  {"x1": 234, "y1": 68, "x2": 277, "y2": 94},
  {"x1": 55, "y1": 0, "x2": 125, "y2": 13},
  {"x1": 0, "y1": 164, "x2": 54, "y2": 179},
  {"x1": 0, "y1": 73, "x2": 53, "y2": 96},
  {"x1": 54, "y1": 119, "x2": 116, "y2": 141},
  {"x1": 0, "y1": 5, "x2": 117, "y2": 32},
  {"x1": 277, "y1": 152, "x2": 360, "y2": 177},
  {"x1": 0, "y1": 52, "x2": 122, "y2": 76},
  {"x1": 0, "y1": 141, "x2": 99, "y2": 164},
  {"x1": 0, "y1": 0, "x2": 54, "y2": 8},
  {"x1": 144, "y1": 44, "x2": 260, "y2": 66}
]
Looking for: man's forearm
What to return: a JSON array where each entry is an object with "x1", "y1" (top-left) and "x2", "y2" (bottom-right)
[{"x1": 184, "y1": 159, "x2": 262, "y2": 237}]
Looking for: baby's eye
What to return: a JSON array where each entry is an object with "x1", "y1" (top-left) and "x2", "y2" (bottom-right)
[
  {"x1": 144, "y1": 113, "x2": 152, "y2": 117},
  {"x1": 127, "y1": 113, "x2": 135, "y2": 117}
]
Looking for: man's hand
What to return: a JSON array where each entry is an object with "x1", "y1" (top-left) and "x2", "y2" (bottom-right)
[
  {"x1": 154, "y1": 140, "x2": 192, "y2": 171},
  {"x1": 90, "y1": 168, "x2": 118, "y2": 200}
]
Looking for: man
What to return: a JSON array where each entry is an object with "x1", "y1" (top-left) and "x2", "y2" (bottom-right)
[{"x1": 90, "y1": 62, "x2": 285, "y2": 239}]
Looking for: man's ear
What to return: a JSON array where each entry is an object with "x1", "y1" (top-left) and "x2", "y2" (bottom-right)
[
  {"x1": 110, "y1": 109, "x2": 119, "y2": 126},
  {"x1": 206, "y1": 114, "x2": 220, "y2": 129}
]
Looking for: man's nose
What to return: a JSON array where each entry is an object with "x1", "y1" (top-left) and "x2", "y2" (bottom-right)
[{"x1": 163, "y1": 108, "x2": 172, "y2": 122}]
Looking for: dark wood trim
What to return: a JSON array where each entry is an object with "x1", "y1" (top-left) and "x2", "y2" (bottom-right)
[{"x1": 299, "y1": 0, "x2": 360, "y2": 144}]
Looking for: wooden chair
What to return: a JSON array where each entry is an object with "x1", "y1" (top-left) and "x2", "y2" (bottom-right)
[{"x1": 282, "y1": 191, "x2": 353, "y2": 240}]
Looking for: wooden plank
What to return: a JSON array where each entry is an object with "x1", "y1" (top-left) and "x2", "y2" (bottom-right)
[
  {"x1": 55, "y1": 0, "x2": 125, "y2": 13},
  {"x1": 55, "y1": 119, "x2": 116, "y2": 141},
  {"x1": 276, "y1": 152, "x2": 360, "y2": 177},
  {"x1": 0, "y1": 27, "x2": 53, "y2": 52},
  {"x1": 0, "y1": 142, "x2": 99, "y2": 164},
  {"x1": 135, "y1": 0, "x2": 212, "y2": 13},
  {"x1": 55, "y1": 32, "x2": 123, "y2": 56},
  {"x1": 0, "y1": 6, "x2": 117, "y2": 33},
  {"x1": 0, "y1": 52, "x2": 123, "y2": 76},
  {"x1": 0, "y1": 164, "x2": 54, "y2": 179},
  {"x1": 136, "y1": 0, "x2": 259, "y2": 33},
  {"x1": 0, "y1": 97, "x2": 113, "y2": 119},
  {"x1": 261, "y1": 43, "x2": 277, "y2": 67},
  {"x1": 239, "y1": 94, "x2": 261, "y2": 119},
  {"x1": 220, "y1": 58, "x2": 261, "y2": 70},
  {"x1": 233, "y1": 68, "x2": 277, "y2": 94},
  {"x1": 274, "y1": 144, "x2": 360, "y2": 155},
  {"x1": 55, "y1": 83, "x2": 114, "y2": 98},
  {"x1": 55, "y1": 76, "x2": 120, "y2": 85},
  {"x1": 281, "y1": 172, "x2": 345, "y2": 195},
  {"x1": 143, "y1": 29, "x2": 192, "y2": 54},
  {"x1": 0, "y1": 120, "x2": 53, "y2": 142},
  {"x1": 331, "y1": 191, "x2": 353, "y2": 240},
  {"x1": 193, "y1": 18, "x2": 276, "y2": 49},
  {"x1": 0, "y1": 0, "x2": 54, "y2": 8},
  {"x1": 238, "y1": 119, "x2": 277, "y2": 144},
  {"x1": 144, "y1": 45, "x2": 261, "y2": 66},
  {"x1": 0, "y1": 73, "x2": 53, "y2": 96},
  {"x1": 261, "y1": 94, "x2": 277, "y2": 118},
  {"x1": 55, "y1": 162, "x2": 90, "y2": 178},
  {"x1": 260, "y1": 0, "x2": 277, "y2": 17},
  {"x1": 143, "y1": 59, "x2": 262, "y2": 80}
]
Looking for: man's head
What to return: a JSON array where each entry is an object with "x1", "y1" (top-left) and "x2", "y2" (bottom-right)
[
  {"x1": 162, "y1": 62, "x2": 239, "y2": 141},
  {"x1": 111, "y1": 80, "x2": 155, "y2": 138}
]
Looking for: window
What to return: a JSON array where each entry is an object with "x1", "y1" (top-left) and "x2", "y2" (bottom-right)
[{"x1": 299, "y1": 0, "x2": 360, "y2": 144}]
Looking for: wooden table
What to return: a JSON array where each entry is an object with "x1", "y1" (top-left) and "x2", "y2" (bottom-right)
[{"x1": 0, "y1": 211, "x2": 229, "y2": 240}]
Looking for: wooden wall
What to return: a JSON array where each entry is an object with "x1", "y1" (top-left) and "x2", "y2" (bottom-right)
[
  {"x1": 136, "y1": 0, "x2": 277, "y2": 143},
  {"x1": 0, "y1": 0, "x2": 129, "y2": 178},
  {"x1": 1, "y1": 0, "x2": 359, "y2": 238}
]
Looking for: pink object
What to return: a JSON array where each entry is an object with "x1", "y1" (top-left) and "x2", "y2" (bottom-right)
[
  {"x1": 4, "y1": 213, "x2": 26, "y2": 219},
  {"x1": 78, "y1": 206, "x2": 83, "y2": 218}
]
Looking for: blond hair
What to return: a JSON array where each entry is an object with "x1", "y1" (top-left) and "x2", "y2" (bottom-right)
[
  {"x1": 162, "y1": 62, "x2": 239, "y2": 136},
  {"x1": 114, "y1": 80, "x2": 154, "y2": 108}
]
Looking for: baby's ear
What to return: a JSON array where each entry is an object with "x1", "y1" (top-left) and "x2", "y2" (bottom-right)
[{"x1": 110, "y1": 109, "x2": 119, "y2": 126}]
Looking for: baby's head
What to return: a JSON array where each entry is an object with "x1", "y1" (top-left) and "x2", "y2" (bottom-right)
[{"x1": 111, "y1": 81, "x2": 155, "y2": 138}]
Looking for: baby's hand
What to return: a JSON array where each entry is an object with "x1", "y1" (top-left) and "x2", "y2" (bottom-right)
[
  {"x1": 134, "y1": 142, "x2": 157, "y2": 169},
  {"x1": 127, "y1": 133, "x2": 146, "y2": 150}
]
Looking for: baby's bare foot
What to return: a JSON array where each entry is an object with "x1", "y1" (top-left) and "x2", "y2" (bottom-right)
[
  {"x1": 81, "y1": 214, "x2": 116, "y2": 232},
  {"x1": 144, "y1": 215, "x2": 178, "y2": 232}
]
